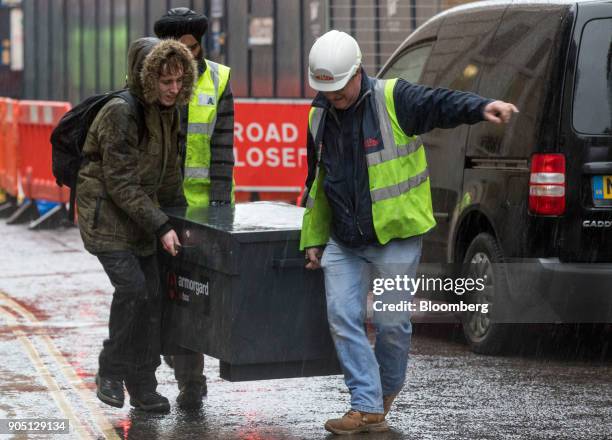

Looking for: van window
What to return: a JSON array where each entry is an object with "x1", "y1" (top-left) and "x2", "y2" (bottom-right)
[
  {"x1": 382, "y1": 44, "x2": 432, "y2": 83},
  {"x1": 573, "y1": 19, "x2": 612, "y2": 135},
  {"x1": 466, "y1": 7, "x2": 565, "y2": 157}
]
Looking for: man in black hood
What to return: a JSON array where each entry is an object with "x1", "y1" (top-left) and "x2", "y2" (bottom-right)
[{"x1": 155, "y1": 7, "x2": 235, "y2": 410}]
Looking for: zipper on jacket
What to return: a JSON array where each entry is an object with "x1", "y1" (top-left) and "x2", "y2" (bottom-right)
[
  {"x1": 334, "y1": 109, "x2": 356, "y2": 216},
  {"x1": 356, "y1": 220, "x2": 364, "y2": 236},
  {"x1": 158, "y1": 112, "x2": 168, "y2": 187},
  {"x1": 318, "y1": 86, "x2": 372, "y2": 242},
  {"x1": 353, "y1": 91, "x2": 370, "y2": 239},
  {"x1": 93, "y1": 197, "x2": 102, "y2": 229}
]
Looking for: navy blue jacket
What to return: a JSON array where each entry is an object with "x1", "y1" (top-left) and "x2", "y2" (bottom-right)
[{"x1": 304, "y1": 70, "x2": 492, "y2": 248}]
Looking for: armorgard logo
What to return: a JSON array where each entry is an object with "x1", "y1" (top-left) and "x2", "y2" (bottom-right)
[
  {"x1": 177, "y1": 275, "x2": 209, "y2": 296},
  {"x1": 582, "y1": 220, "x2": 612, "y2": 228}
]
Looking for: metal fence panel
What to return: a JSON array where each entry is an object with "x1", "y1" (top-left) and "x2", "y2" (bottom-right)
[
  {"x1": 111, "y1": 2, "x2": 128, "y2": 91},
  {"x1": 50, "y1": 0, "x2": 66, "y2": 100},
  {"x1": 354, "y1": 0, "x2": 376, "y2": 74},
  {"x1": 65, "y1": 0, "x2": 81, "y2": 103},
  {"x1": 128, "y1": 0, "x2": 147, "y2": 42},
  {"x1": 23, "y1": 0, "x2": 36, "y2": 99},
  {"x1": 82, "y1": 0, "x2": 97, "y2": 99},
  {"x1": 276, "y1": 0, "x2": 302, "y2": 97},
  {"x1": 250, "y1": 0, "x2": 274, "y2": 97},
  {"x1": 226, "y1": 0, "x2": 248, "y2": 96},
  {"x1": 19, "y1": 0, "x2": 477, "y2": 102},
  {"x1": 97, "y1": 0, "x2": 113, "y2": 92},
  {"x1": 37, "y1": 0, "x2": 51, "y2": 99}
]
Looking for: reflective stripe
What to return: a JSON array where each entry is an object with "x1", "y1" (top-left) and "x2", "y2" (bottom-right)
[
  {"x1": 43, "y1": 106, "x2": 53, "y2": 124},
  {"x1": 373, "y1": 80, "x2": 396, "y2": 153},
  {"x1": 29, "y1": 105, "x2": 38, "y2": 123},
  {"x1": 310, "y1": 108, "x2": 324, "y2": 162},
  {"x1": 301, "y1": 77, "x2": 435, "y2": 249},
  {"x1": 366, "y1": 136, "x2": 423, "y2": 166},
  {"x1": 184, "y1": 167, "x2": 210, "y2": 179},
  {"x1": 370, "y1": 169, "x2": 429, "y2": 202},
  {"x1": 310, "y1": 108, "x2": 324, "y2": 141},
  {"x1": 305, "y1": 195, "x2": 315, "y2": 209},
  {"x1": 6, "y1": 101, "x2": 13, "y2": 122},
  {"x1": 208, "y1": 61, "x2": 220, "y2": 97},
  {"x1": 187, "y1": 122, "x2": 213, "y2": 134},
  {"x1": 207, "y1": 60, "x2": 220, "y2": 137},
  {"x1": 305, "y1": 108, "x2": 325, "y2": 210},
  {"x1": 369, "y1": 80, "x2": 425, "y2": 167}
]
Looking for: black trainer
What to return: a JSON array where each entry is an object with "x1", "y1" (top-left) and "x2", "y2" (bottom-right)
[
  {"x1": 95, "y1": 374, "x2": 124, "y2": 408},
  {"x1": 130, "y1": 391, "x2": 171, "y2": 413},
  {"x1": 176, "y1": 380, "x2": 207, "y2": 410}
]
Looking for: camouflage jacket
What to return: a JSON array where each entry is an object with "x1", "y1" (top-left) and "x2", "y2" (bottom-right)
[{"x1": 77, "y1": 38, "x2": 197, "y2": 256}]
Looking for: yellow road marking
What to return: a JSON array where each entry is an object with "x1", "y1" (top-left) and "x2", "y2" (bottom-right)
[
  {"x1": 0, "y1": 291, "x2": 121, "y2": 440},
  {"x1": 0, "y1": 305, "x2": 92, "y2": 439}
]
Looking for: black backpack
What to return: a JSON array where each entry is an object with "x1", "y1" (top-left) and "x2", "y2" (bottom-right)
[{"x1": 50, "y1": 89, "x2": 146, "y2": 220}]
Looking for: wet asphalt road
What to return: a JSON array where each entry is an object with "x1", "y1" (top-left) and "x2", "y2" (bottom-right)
[{"x1": 0, "y1": 221, "x2": 610, "y2": 440}]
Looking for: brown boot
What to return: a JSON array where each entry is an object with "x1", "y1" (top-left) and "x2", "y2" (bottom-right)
[
  {"x1": 324, "y1": 409, "x2": 388, "y2": 435},
  {"x1": 383, "y1": 394, "x2": 398, "y2": 416}
]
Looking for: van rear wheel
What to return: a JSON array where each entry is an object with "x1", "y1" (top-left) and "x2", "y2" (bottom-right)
[{"x1": 461, "y1": 233, "x2": 513, "y2": 354}]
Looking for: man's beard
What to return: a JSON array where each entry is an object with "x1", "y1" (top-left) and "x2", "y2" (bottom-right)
[{"x1": 195, "y1": 50, "x2": 205, "y2": 70}]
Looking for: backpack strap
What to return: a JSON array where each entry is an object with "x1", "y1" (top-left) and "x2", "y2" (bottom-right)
[
  {"x1": 116, "y1": 90, "x2": 147, "y2": 145},
  {"x1": 69, "y1": 185, "x2": 77, "y2": 223}
]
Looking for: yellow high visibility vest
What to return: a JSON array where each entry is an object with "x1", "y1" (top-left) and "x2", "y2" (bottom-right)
[
  {"x1": 300, "y1": 77, "x2": 436, "y2": 249},
  {"x1": 184, "y1": 59, "x2": 232, "y2": 207}
]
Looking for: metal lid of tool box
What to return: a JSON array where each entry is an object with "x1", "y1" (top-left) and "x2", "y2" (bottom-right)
[{"x1": 164, "y1": 201, "x2": 305, "y2": 243}]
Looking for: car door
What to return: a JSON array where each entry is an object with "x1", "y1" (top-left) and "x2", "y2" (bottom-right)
[
  {"x1": 463, "y1": 4, "x2": 572, "y2": 260},
  {"x1": 409, "y1": 5, "x2": 506, "y2": 263},
  {"x1": 559, "y1": 3, "x2": 612, "y2": 262}
]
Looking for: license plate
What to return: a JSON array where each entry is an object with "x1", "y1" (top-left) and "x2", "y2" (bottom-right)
[{"x1": 592, "y1": 175, "x2": 612, "y2": 200}]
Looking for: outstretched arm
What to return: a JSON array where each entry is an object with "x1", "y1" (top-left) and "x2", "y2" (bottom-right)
[{"x1": 394, "y1": 80, "x2": 518, "y2": 135}]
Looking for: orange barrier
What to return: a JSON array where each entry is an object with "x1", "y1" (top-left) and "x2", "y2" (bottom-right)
[
  {"x1": 0, "y1": 97, "x2": 20, "y2": 197},
  {"x1": 17, "y1": 100, "x2": 71, "y2": 203},
  {"x1": 2, "y1": 96, "x2": 308, "y2": 208}
]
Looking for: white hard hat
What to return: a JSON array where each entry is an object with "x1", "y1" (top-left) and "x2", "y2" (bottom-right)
[{"x1": 308, "y1": 30, "x2": 362, "y2": 92}]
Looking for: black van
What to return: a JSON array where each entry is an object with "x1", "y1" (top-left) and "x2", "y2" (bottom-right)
[{"x1": 378, "y1": 0, "x2": 612, "y2": 354}]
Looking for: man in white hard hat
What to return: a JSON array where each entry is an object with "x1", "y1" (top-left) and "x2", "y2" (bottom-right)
[{"x1": 301, "y1": 30, "x2": 518, "y2": 435}]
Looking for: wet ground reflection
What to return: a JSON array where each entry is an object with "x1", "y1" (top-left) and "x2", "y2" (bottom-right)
[{"x1": 0, "y1": 223, "x2": 610, "y2": 439}]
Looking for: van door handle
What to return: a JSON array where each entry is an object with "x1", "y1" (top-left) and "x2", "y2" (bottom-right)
[{"x1": 583, "y1": 162, "x2": 612, "y2": 174}]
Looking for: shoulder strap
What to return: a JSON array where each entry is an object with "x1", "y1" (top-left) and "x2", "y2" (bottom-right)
[{"x1": 116, "y1": 90, "x2": 146, "y2": 144}]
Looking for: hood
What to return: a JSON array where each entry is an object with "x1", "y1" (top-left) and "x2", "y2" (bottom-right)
[
  {"x1": 127, "y1": 37, "x2": 197, "y2": 106},
  {"x1": 127, "y1": 37, "x2": 159, "y2": 100}
]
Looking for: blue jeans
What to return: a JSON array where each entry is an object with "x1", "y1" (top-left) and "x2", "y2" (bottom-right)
[{"x1": 321, "y1": 236, "x2": 422, "y2": 414}]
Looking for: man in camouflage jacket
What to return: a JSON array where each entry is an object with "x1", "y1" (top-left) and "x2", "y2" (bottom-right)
[{"x1": 77, "y1": 37, "x2": 197, "y2": 412}]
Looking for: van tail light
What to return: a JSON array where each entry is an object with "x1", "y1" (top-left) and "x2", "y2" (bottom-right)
[{"x1": 529, "y1": 154, "x2": 566, "y2": 215}]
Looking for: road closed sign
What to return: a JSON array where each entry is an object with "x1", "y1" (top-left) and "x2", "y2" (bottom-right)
[{"x1": 234, "y1": 99, "x2": 311, "y2": 193}]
